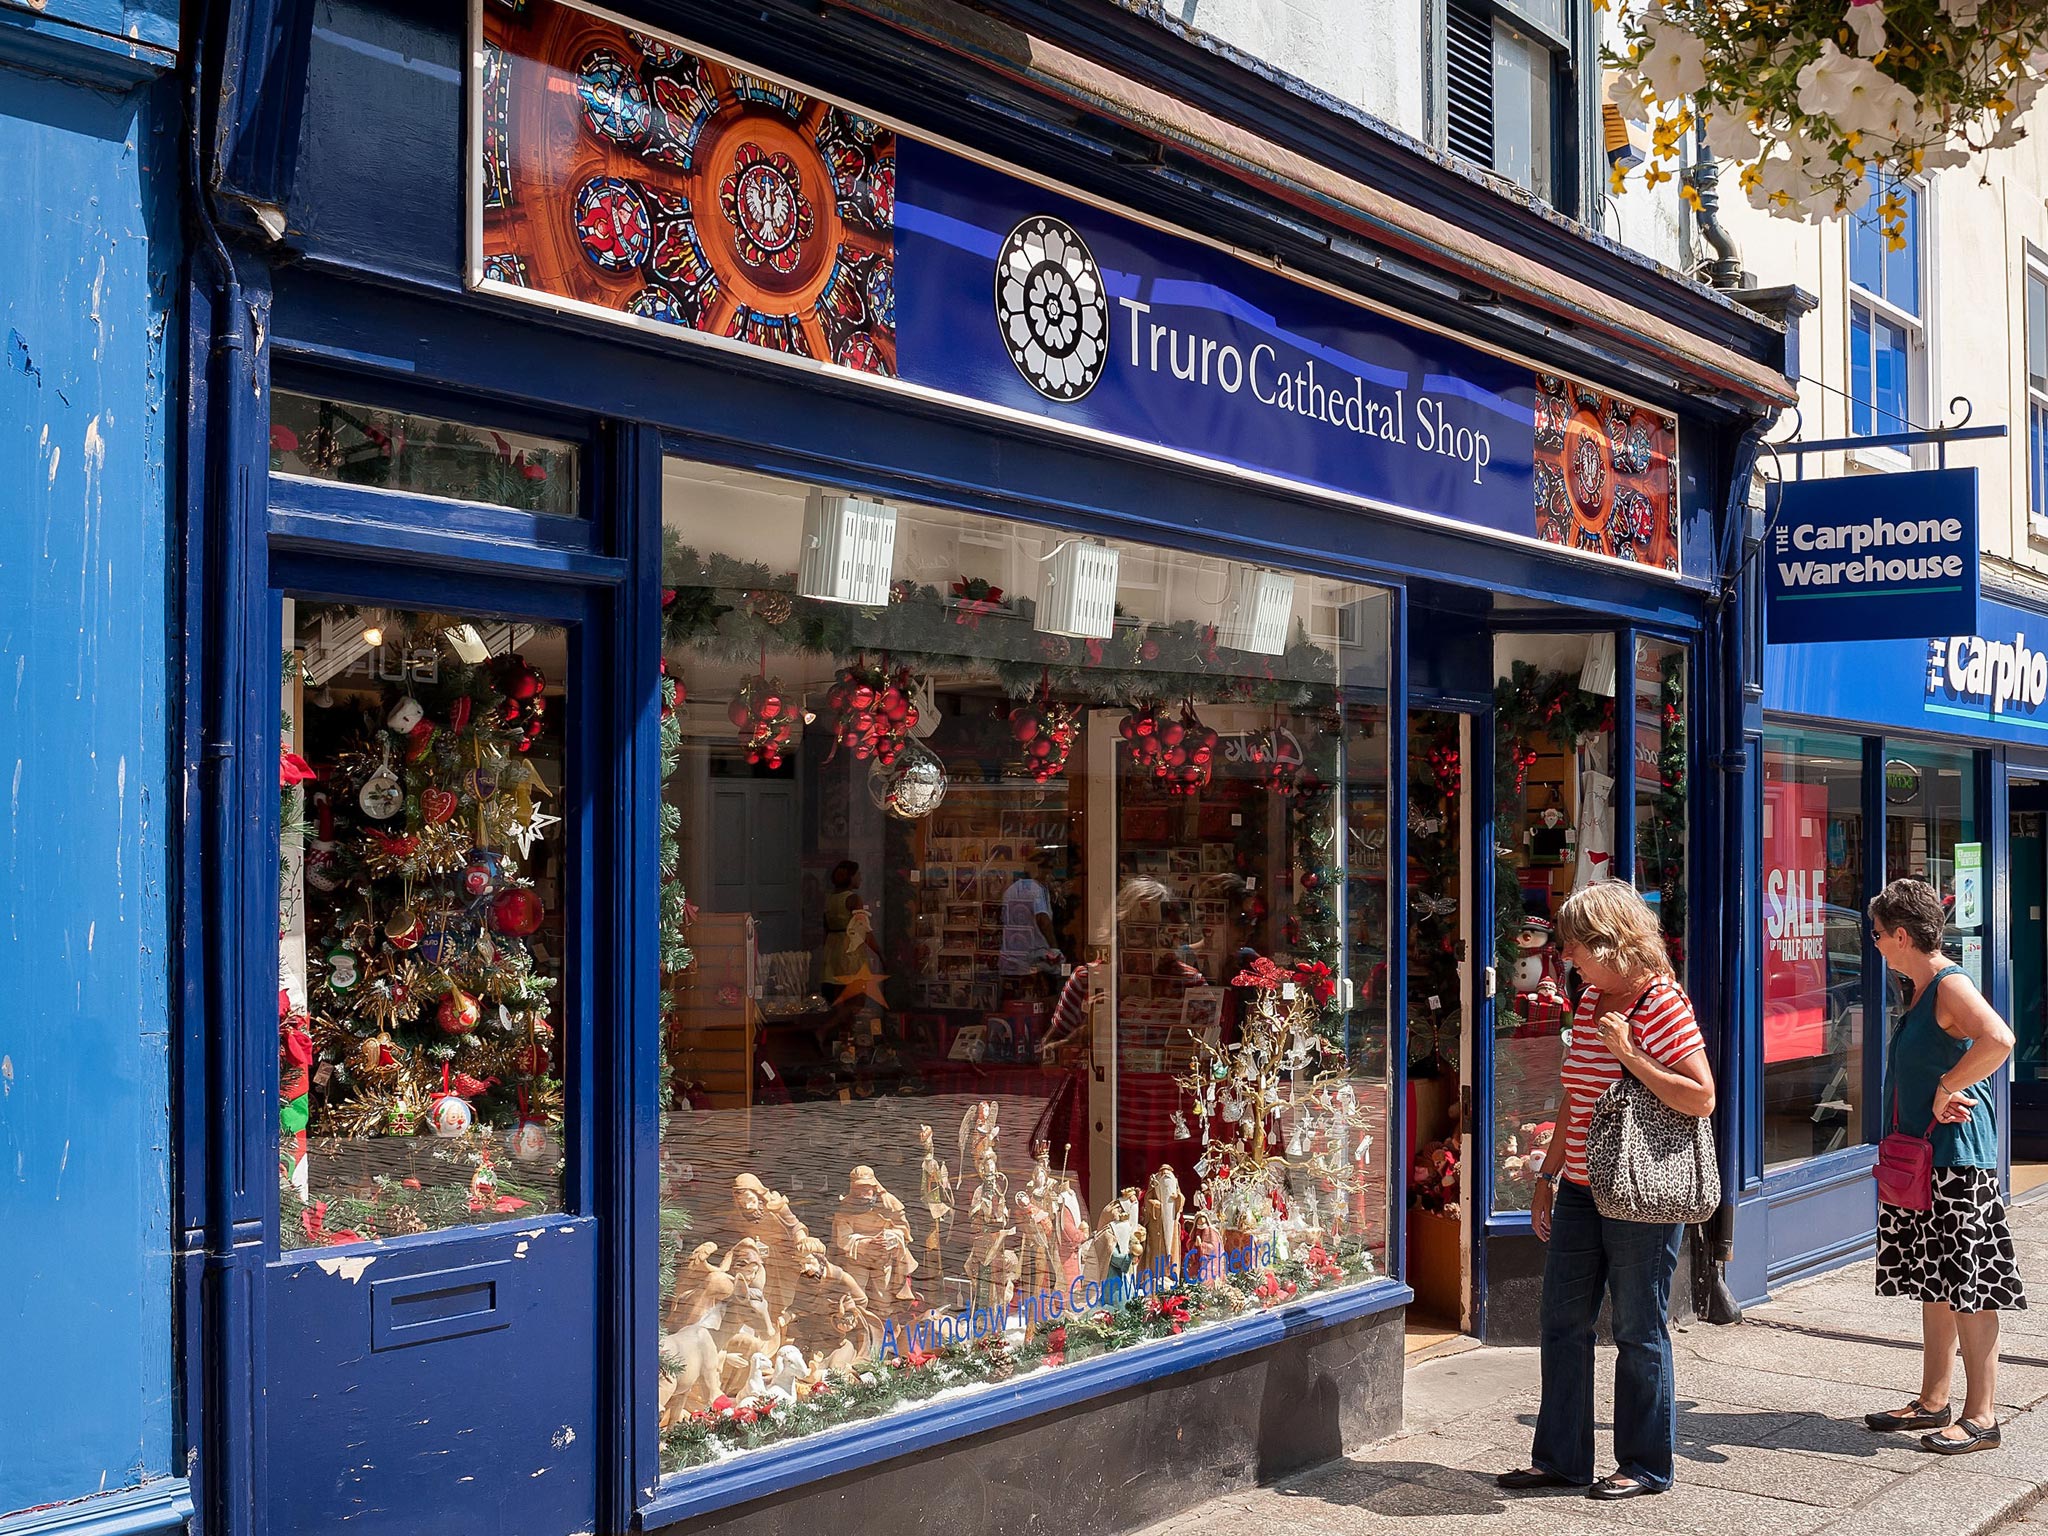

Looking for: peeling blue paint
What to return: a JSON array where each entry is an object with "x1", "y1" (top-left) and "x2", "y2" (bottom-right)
[{"x1": 0, "y1": 43, "x2": 178, "y2": 1522}]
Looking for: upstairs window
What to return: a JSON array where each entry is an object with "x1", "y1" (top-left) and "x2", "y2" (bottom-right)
[
  {"x1": 1444, "y1": 0, "x2": 1572, "y2": 211},
  {"x1": 2027, "y1": 251, "x2": 2048, "y2": 530},
  {"x1": 1848, "y1": 175, "x2": 1923, "y2": 442}
]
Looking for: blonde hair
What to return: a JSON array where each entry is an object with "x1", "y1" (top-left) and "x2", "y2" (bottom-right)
[{"x1": 1554, "y1": 882, "x2": 1673, "y2": 982}]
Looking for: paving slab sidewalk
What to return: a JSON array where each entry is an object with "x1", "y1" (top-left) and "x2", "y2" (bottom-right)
[{"x1": 1138, "y1": 1194, "x2": 2048, "y2": 1536}]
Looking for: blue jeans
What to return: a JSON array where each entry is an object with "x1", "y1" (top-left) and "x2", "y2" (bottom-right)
[{"x1": 1530, "y1": 1179, "x2": 1685, "y2": 1489}]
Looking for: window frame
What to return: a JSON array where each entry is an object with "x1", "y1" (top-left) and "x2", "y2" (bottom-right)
[
  {"x1": 1431, "y1": 0, "x2": 1591, "y2": 218},
  {"x1": 1846, "y1": 174, "x2": 1929, "y2": 469},
  {"x1": 2025, "y1": 245, "x2": 2048, "y2": 539}
]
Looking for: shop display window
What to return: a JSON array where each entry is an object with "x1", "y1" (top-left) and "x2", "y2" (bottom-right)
[
  {"x1": 1882, "y1": 742, "x2": 1980, "y2": 1011},
  {"x1": 1761, "y1": 730, "x2": 1866, "y2": 1170},
  {"x1": 1490, "y1": 633, "x2": 1618, "y2": 1214},
  {"x1": 275, "y1": 601, "x2": 571, "y2": 1245},
  {"x1": 269, "y1": 390, "x2": 581, "y2": 517},
  {"x1": 1634, "y1": 639, "x2": 1689, "y2": 986},
  {"x1": 654, "y1": 461, "x2": 1390, "y2": 1470}
]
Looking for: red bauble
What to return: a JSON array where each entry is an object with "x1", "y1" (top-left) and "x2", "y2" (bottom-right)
[
  {"x1": 491, "y1": 886, "x2": 545, "y2": 936},
  {"x1": 438, "y1": 989, "x2": 481, "y2": 1035}
]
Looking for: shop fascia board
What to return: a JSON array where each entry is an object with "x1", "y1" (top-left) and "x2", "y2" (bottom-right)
[{"x1": 823, "y1": 0, "x2": 1795, "y2": 415}]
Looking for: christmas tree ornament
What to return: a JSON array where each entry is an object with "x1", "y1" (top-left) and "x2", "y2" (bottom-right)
[
  {"x1": 516, "y1": 1038, "x2": 551, "y2": 1078},
  {"x1": 359, "y1": 742, "x2": 404, "y2": 820},
  {"x1": 1007, "y1": 681, "x2": 1080, "y2": 783},
  {"x1": 416, "y1": 923, "x2": 462, "y2": 966},
  {"x1": 506, "y1": 1113, "x2": 552, "y2": 1163},
  {"x1": 420, "y1": 787, "x2": 459, "y2": 825},
  {"x1": 462, "y1": 851, "x2": 499, "y2": 897},
  {"x1": 464, "y1": 764, "x2": 499, "y2": 801},
  {"x1": 491, "y1": 885, "x2": 545, "y2": 937},
  {"x1": 426, "y1": 1090, "x2": 474, "y2": 1138},
  {"x1": 493, "y1": 654, "x2": 545, "y2": 702},
  {"x1": 326, "y1": 947, "x2": 361, "y2": 991},
  {"x1": 822, "y1": 658, "x2": 919, "y2": 765},
  {"x1": 356, "y1": 1033, "x2": 400, "y2": 1076},
  {"x1": 402, "y1": 718, "x2": 438, "y2": 764},
  {"x1": 1246, "y1": 727, "x2": 1304, "y2": 794},
  {"x1": 867, "y1": 739, "x2": 948, "y2": 820},
  {"x1": 387, "y1": 696, "x2": 426, "y2": 734},
  {"x1": 385, "y1": 908, "x2": 424, "y2": 950},
  {"x1": 731, "y1": 676, "x2": 799, "y2": 768},
  {"x1": 305, "y1": 839, "x2": 341, "y2": 892},
  {"x1": 507, "y1": 806, "x2": 560, "y2": 858},
  {"x1": 437, "y1": 988, "x2": 482, "y2": 1035}
]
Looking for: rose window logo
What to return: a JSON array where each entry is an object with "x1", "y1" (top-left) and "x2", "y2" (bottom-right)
[
  {"x1": 995, "y1": 216, "x2": 1109, "y2": 401},
  {"x1": 719, "y1": 143, "x2": 815, "y2": 274}
]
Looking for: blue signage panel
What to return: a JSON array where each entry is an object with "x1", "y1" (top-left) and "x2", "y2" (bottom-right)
[
  {"x1": 1764, "y1": 589, "x2": 2048, "y2": 747},
  {"x1": 1764, "y1": 468, "x2": 1978, "y2": 644},
  {"x1": 472, "y1": 5, "x2": 1693, "y2": 576},
  {"x1": 894, "y1": 141, "x2": 1539, "y2": 541}
]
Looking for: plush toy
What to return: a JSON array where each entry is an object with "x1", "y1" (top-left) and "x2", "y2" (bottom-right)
[{"x1": 1512, "y1": 917, "x2": 1564, "y2": 996}]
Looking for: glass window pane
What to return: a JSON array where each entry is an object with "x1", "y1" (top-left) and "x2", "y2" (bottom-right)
[
  {"x1": 1882, "y1": 744, "x2": 1979, "y2": 1011},
  {"x1": 271, "y1": 391, "x2": 581, "y2": 517},
  {"x1": 2028, "y1": 270, "x2": 2048, "y2": 393},
  {"x1": 1491, "y1": 23, "x2": 1553, "y2": 202},
  {"x1": 2033, "y1": 401, "x2": 2048, "y2": 519},
  {"x1": 1875, "y1": 315, "x2": 1911, "y2": 433},
  {"x1": 655, "y1": 462, "x2": 1391, "y2": 1472},
  {"x1": 1887, "y1": 182, "x2": 1920, "y2": 316},
  {"x1": 1634, "y1": 640, "x2": 1689, "y2": 988},
  {"x1": 1850, "y1": 184, "x2": 1883, "y2": 296},
  {"x1": 2011, "y1": 779, "x2": 2048, "y2": 1086},
  {"x1": 1491, "y1": 634, "x2": 1619, "y2": 1215},
  {"x1": 1762, "y1": 729, "x2": 1865, "y2": 1171},
  {"x1": 278, "y1": 602, "x2": 570, "y2": 1245},
  {"x1": 1851, "y1": 304, "x2": 1874, "y2": 437}
]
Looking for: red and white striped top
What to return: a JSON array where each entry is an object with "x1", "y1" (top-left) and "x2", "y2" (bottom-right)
[{"x1": 1556, "y1": 978, "x2": 1706, "y2": 1186}]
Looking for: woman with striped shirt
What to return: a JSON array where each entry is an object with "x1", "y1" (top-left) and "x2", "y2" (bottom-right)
[{"x1": 1497, "y1": 882, "x2": 1716, "y2": 1502}]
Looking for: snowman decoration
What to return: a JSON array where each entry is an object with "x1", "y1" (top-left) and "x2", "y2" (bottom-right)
[{"x1": 1512, "y1": 918, "x2": 1566, "y2": 1011}]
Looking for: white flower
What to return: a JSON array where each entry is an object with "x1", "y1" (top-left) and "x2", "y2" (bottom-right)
[
  {"x1": 1638, "y1": 16, "x2": 1710, "y2": 102},
  {"x1": 1615, "y1": 80, "x2": 1657, "y2": 124},
  {"x1": 1844, "y1": 0, "x2": 1888, "y2": 58},
  {"x1": 1941, "y1": 0, "x2": 1981, "y2": 23},
  {"x1": 1702, "y1": 110, "x2": 1762, "y2": 162},
  {"x1": 1920, "y1": 142, "x2": 1972, "y2": 171},
  {"x1": 1832, "y1": 174, "x2": 1875, "y2": 215}
]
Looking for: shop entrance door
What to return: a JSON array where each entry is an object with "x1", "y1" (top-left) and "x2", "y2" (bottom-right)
[
  {"x1": 1404, "y1": 707, "x2": 1475, "y2": 1343},
  {"x1": 261, "y1": 579, "x2": 604, "y2": 1536},
  {"x1": 2009, "y1": 777, "x2": 2048, "y2": 1189}
]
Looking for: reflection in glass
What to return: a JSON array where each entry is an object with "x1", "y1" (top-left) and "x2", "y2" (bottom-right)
[
  {"x1": 277, "y1": 602, "x2": 569, "y2": 1246},
  {"x1": 1491, "y1": 635, "x2": 1616, "y2": 1213},
  {"x1": 270, "y1": 390, "x2": 580, "y2": 516},
  {"x1": 1882, "y1": 743, "x2": 1979, "y2": 1030},
  {"x1": 1634, "y1": 640, "x2": 1689, "y2": 986},
  {"x1": 654, "y1": 462, "x2": 1389, "y2": 1471},
  {"x1": 1761, "y1": 730, "x2": 1865, "y2": 1170}
]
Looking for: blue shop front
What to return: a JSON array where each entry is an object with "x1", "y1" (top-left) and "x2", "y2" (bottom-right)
[
  {"x1": 174, "y1": 3, "x2": 1791, "y2": 1535},
  {"x1": 1746, "y1": 587, "x2": 2043, "y2": 1303}
]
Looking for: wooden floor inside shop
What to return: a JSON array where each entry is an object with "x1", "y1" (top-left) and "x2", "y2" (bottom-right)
[
  {"x1": 1403, "y1": 1314, "x2": 1476, "y2": 1364},
  {"x1": 2014, "y1": 1162, "x2": 2048, "y2": 1202}
]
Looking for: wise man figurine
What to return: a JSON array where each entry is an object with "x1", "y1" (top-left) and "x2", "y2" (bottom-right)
[
  {"x1": 832, "y1": 1164, "x2": 920, "y2": 1306},
  {"x1": 917, "y1": 1122, "x2": 954, "y2": 1267},
  {"x1": 963, "y1": 1145, "x2": 1014, "y2": 1314},
  {"x1": 1143, "y1": 1164, "x2": 1185, "y2": 1278}
]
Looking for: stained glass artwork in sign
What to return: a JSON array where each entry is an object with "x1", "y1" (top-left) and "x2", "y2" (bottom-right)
[
  {"x1": 479, "y1": 0, "x2": 896, "y2": 377},
  {"x1": 1528, "y1": 373, "x2": 1679, "y2": 566},
  {"x1": 577, "y1": 48, "x2": 652, "y2": 145},
  {"x1": 574, "y1": 176, "x2": 653, "y2": 271}
]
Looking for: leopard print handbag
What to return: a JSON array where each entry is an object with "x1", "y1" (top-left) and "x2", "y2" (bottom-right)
[{"x1": 1586, "y1": 1072, "x2": 1720, "y2": 1225}]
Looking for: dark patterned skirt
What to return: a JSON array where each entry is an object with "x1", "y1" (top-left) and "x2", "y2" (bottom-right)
[{"x1": 1876, "y1": 1167, "x2": 2029, "y2": 1313}]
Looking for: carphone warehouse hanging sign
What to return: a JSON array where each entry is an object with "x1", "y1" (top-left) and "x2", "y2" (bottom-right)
[
  {"x1": 472, "y1": 0, "x2": 1687, "y2": 574},
  {"x1": 1764, "y1": 469, "x2": 1979, "y2": 644}
]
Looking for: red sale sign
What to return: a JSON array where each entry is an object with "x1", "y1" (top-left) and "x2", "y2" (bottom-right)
[{"x1": 1762, "y1": 780, "x2": 1833, "y2": 1065}]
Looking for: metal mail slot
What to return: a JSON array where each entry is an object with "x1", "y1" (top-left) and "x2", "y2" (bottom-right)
[{"x1": 369, "y1": 1261, "x2": 513, "y2": 1351}]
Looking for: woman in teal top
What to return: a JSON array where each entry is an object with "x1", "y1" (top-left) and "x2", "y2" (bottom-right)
[{"x1": 1862, "y1": 879, "x2": 2025, "y2": 1457}]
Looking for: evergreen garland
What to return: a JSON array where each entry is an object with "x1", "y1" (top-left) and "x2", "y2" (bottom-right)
[{"x1": 658, "y1": 1240, "x2": 1374, "y2": 1470}]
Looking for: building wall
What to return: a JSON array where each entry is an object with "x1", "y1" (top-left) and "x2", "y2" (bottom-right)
[
  {"x1": 0, "y1": 8, "x2": 180, "y2": 1520},
  {"x1": 1713, "y1": 131, "x2": 2048, "y2": 586},
  {"x1": 1159, "y1": 0, "x2": 1425, "y2": 134}
]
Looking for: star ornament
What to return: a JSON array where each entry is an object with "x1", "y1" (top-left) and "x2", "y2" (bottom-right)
[
  {"x1": 830, "y1": 961, "x2": 889, "y2": 1009},
  {"x1": 508, "y1": 807, "x2": 561, "y2": 859}
]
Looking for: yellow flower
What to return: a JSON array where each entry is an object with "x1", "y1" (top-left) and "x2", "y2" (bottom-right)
[
  {"x1": 1611, "y1": 162, "x2": 1629, "y2": 194},
  {"x1": 1739, "y1": 160, "x2": 1764, "y2": 192},
  {"x1": 1681, "y1": 184, "x2": 1703, "y2": 212},
  {"x1": 1843, "y1": 130, "x2": 1863, "y2": 152},
  {"x1": 1645, "y1": 163, "x2": 1673, "y2": 188},
  {"x1": 1845, "y1": 155, "x2": 1865, "y2": 180}
]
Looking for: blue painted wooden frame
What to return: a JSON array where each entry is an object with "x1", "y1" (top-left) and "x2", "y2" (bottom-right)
[{"x1": 185, "y1": 259, "x2": 1747, "y2": 1536}]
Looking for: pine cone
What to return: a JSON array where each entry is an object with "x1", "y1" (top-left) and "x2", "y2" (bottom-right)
[
  {"x1": 747, "y1": 590, "x2": 794, "y2": 626},
  {"x1": 382, "y1": 1204, "x2": 427, "y2": 1236}
]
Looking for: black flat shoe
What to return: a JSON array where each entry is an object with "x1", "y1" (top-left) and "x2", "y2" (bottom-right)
[
  {"x1": 1865, "y1": 1399, "x2": 1952, "y2": 1432},
  {"x1": 1495, "y1": 1467, "x2": 1574, "y2": 1490},
  {"x1": 1921, "y1": 1419, "x2": 2000, "y2": 1454},
  {"x1": 1588, "y1": 1475, "x2": 1662, "y2": 1500}
]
